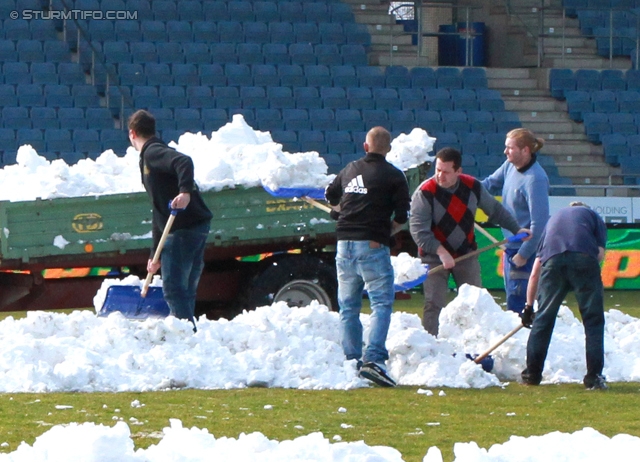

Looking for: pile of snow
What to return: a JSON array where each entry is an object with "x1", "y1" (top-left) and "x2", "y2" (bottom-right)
[
  {"x1": 2, "y1": 285, "x2": 639, "y2": 394},
  {"x1": 0, "y1": 116, "x2": 435, "y2": 202},
  {"x1": 1, "y1": 420, "x2": 637, "y2": 462}
]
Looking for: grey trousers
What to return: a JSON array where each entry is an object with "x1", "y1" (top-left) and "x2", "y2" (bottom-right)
[{"x1": 421, "y1": 253, "x2": 482, "y2": 336}]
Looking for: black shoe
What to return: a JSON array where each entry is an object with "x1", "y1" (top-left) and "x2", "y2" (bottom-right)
[
  {"x1": 521, "y1": 369, "x2": 542, "y2": 386},
  {"x1": 359, "y1": 362, "x2": 396, "y2": 387},
  {"x1": 584, "y1": 374, "x2": 608, "y2": 390}
]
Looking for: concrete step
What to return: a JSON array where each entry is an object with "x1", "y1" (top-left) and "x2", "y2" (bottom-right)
[
  {"x1": 503, "y1": 98, "x2": 564, "y2": 111},
  {"x1": 542, "y1": 55, "x2": 631, "y2": 69},
  {"x1": 486, "y1": 68, "x2": 532, "y2": 79},
  {"x1": 374, "y1": 53, "x2": 434, "y2": 67},
  {"x1": 544, "y1": 142, "x2": 603, "y2": 157},
  {"x1": 500, "y1": 88, "x2": 552, "y2": 97},
  {"x1": 370, "y1": 33, "x2": 413, "y2": 46},
  {"x1": 518, "y1": 111, "x2": 573, "y2": 122},
  {"x1": 556, "y1": 164, "x2": 617, "y2": 179},
  {"x1": 514, "y1": 120, "x2": 576, "y2": 133},
  {"x1": 543, "y1": 37, "x2": 591, "y2": 48},
  {"x1": 543, "y1": 46, "x2": 597, "y2": 56},
  {"x1": 487, "y1": 77, "x2": 538, "y2": 90}
]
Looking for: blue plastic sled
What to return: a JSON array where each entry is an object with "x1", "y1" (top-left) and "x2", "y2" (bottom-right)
[{"x1": 98, "y1": 286, "x2": 170, "y2": 319}]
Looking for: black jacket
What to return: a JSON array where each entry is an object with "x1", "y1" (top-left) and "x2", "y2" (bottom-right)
[
  {"x1": 325, "y1": 153, "x2": 410, "y2": 245},
  {"x1": 139, "y1": 137, "x2": 213, "y2": 253}
]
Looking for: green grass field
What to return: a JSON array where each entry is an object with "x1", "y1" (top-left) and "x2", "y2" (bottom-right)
[{"x1": 0, "y1": 290, "x2": 639, "y2": 461}]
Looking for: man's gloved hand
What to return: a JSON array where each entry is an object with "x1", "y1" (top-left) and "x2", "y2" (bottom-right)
[{"x1": 520, "y1": 304, "x2": 535, "y2": 328}]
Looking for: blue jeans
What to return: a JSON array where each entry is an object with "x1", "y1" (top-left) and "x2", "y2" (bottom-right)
[
  {"x1": 161, "y1": 221, "x2": 210, "y2": 330},
  {"x1": 336, "y1": 240, "x2": 395, "y2": 365},
  {"x1": 525, "y1": 252, "x2": 605, "y2": 381},
  {"x1": 503, "y1": 248, "x2": 536, "y2": 314}
]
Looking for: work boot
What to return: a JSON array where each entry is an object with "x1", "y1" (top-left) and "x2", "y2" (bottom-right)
[
  {"x1": 521, "y1": 368, "x2": 542, "y2": 386},
  {"x1": 584, "y1": 374, "x2": 608, "y2": 390}
]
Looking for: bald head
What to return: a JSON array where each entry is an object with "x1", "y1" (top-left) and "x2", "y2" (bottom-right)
[{"x1": 364, "y1": 126, "x2": 391, "y2": 156}]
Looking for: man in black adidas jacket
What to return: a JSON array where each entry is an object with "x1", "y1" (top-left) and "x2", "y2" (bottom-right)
[
  {"x1": 325, "y1": 126, "x2": 410, "y2": 387},
  {"x1": 410, "y1": 147, "x2": 529, "y2": 336},
  {"x1": 129, "y1": 109, "x2": 212, "y2": 331}
]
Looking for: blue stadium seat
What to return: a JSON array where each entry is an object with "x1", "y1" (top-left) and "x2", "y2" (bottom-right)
[
  {"x1": 415, "y1": 110, "x2": 443, "y2": 134},
  {"x1": 88, "y1": 21, "x2": 115, "y2": 42},
  {"x1": 385, "y1": 66, "x2": 411, "y2": 88},
  {"x1": 294, "y1": 87, "x2": 322, "y2": 109},
  {"x1": 58, "y1": 107, "x2": 86, "y2": 130},
  {"x1": 330, "y1": 3, "x2": 355, "y2": 22},
  {"x1": 132, "y1": 86, "x2": 160, "y2": 108},
  {"x1": 442, "y1": 110, "x2": 470, "y2": 133},
  {"x1": 493, "y1": 111, "x2": 522, "y2": 132},
  {"x1": 436, "y1": 67, "x2": 463, "y2": 89},
  {"x1": 256, "y1": 108, "x2": 284, "y2": 131},
  {"x1": 298, "y1": 130, "x2": 327, "y2": 153},
  {"x1": 319, "y1": 22, "x2": 346, "y2": 45},
  {"x1": 201, "y1": 1, "x2": 227, "y2": 22},
  {"x1": 241, "y1": 86, "x2": 269, "y2": 110},
  {"x1": 0, "y1": 40, "x2": 17, "y2": 62},
  {"x1": 100, "y1": 128, "x2": 130, "y2": 155},
  {"x1": 17, "y1": 128, "x2": 45, "y2": 152},
  {"x1": 44, "y1": 84, "x2": 73, "y2": 108},
  {"x1": 304, "y1": 64, "x2": 332, "y2": 87},
  {"x1": 17, "y1": 84, "x2": 45, "y2": 107},
  {"x1": 115, "y1": 21, "x2": 142, "y2": 42},
  {"x1": 45, "y1": 129, "x2": 73, "y2": 153},
  {"x1": 187, "y1": 86, "x2": 214, "y2": 109},
  {"x1": 192, "y1": 21, "x2": 218, "y2": 43},
  {"x1": 609, "y1": 112, "x2": 637, "y2": 136},
  {"x1": 150, "y1": 108, "x2": 175, "y2": 131},
  {"x1": 309, "y1": 108, "x2": 337, "y2": 131},
  {"x1": 451, "y1": 89, "x2": 478, "y2": 111},
  {"x1": 4, "y1": 62, "x2": 30, "y2": 85},
  {"x1": 237, "y1": 43, "x2": 264, "y2": 65},
  {"x1": 294, "y1": 22, "x2": 321, "y2": 45},
  {"x1": 167, "y1": 21, "x2": 193, "y2": 42},
  {"x1": 347, "y1": 86, "x2": 375, "y2": 110},
  {"x1": 214, "y1": 87, "x2": 241, "y2": 110},
  {"x1": 152, "y1": 0, "x2": 177, "y2": 21},
  {"x1": 461, "y1": 67, "x2": 488, "y2": 89},
  {"x1": 601, "y1": 69, "x2": 626, "y2": 91},
  {"x1": 18, "y1": 40, "x2": 45, "y2": 62},
  {"x1": 267, "y1": 86, "x2": 295, "y2": 109},
  {"x1": 175, "y1": 108, "x2": 204, "y2": 132},
  {"x1": 74, "y1": 129, "x2": 102, "y2": 155},
  {"x1": 85, "y1": 108, "x2": 114, "y2": 129},
  {"x1": 290, "y1": 43, "x2": 316, "y2": 66},
  {"x1": 321, "y1": 87, "x2": 349, "y2": 110},
  {"x1": 303, "y1": 2, "x2": 329, "y2": 22},
  {"x1": 243, "y1": 22, "x2": 270, "y2": 44},
  {"x1": 44, "y1": 40, "x2": 71, "y2": 62},
  {"x1": 2, "y1": 107, "x2": 31, "y2": 129},
  {"x1": 145, "y1": 63, "x2": 172, "y2": 86},
  {"x1": 183, "y1": 42, "x2": 211, "y2": 64},
  {"x1": 202, "y1": 108, "x2": 229, "y2": 131},
  {"x1": 282, "y1": 108, "x2": 311, "y2": 131},
  {"x1": 278, "y1": 64, "x2": 306, "y2": 87},
  {"x1": 410, "y1": 67, "x2": 437, "y2": 88},
  {"x1": 390, "y1": 109, "x2": 416, "y2": 134},
  {"x1": 583, "y1": 112, "x2": 610, "y2": 144},
  {"x1": 218, "y1": 20, "x2": 244, "y2": 43},
  {"x1": 263, "y1": 43, "x2": 290, "y2": 65},
  {"x1": 373, "y1": 88, "x2": 401, "y2": 110},
  {"x1": 617, "y1": 90, "x2": 640, "y2": 112},
  {"x1": 433, "y1": 132, "x2": 460, "y2": 153},
  {"x1": 467, "y1": 110, "x2": 497, "y2": 133},
  {"x1": 198, "y1": 64, "x2": 226, "y2": 87},
  {"x1": 344, "y1": 23, "x2": 371, "y2": 46},
  {"x1": 330, "y1": 65, "x2": 358, "y2": 87},
  {"x1": 127, "y1": 0, "x2": 153, "y2": 20},
  {"x1": 225, "y1": 63, "x2": 252, "y2": 86},
  {"x1": 210, "y1": 43, "x2": 237, "y2": 65},
  {"x1": 279, "y1": 2, "x2": 303, "y2": 22},
  {"x1": 269, "y1": 22, "x2": 295, "y2": 44},
  {"x1": 566, "y1": 90, "x2": 592, "y2": 121},
  {"x1": 357, "y1": 66, "x2": 385, "y2": 87},
  {"x1": 253, "y1": 2, "x2": 279, "y2": 23},
  {"x1": 335, "y1": 109, "x2": 364, "y2": 131},
  {"x1": 119, "y1": 63, "x2": 146, "y2": 86},
  {"x1": 399, "y1": 88, "x2": 426, "y2": 111},
  {"x1": 424, "y1": 88, "x2": 453, "y2": 111},
  {"x1": 575, "y1": 69, "x2": 602, "y2": 91},
  {"x1": 160, "y1": 86, "x2": 188, "y2": 108},
  {"x1": 362, "y1": 109, "x2": 389, "y2": 130},
  {"x1": 228, "y1": 1, "x2": 255, "y2": 22},
  {"x1": 326, "y1": 130, "x2": 355, "y2": 155},
  {"x1": 340, "y1": 44, "x2": 368, "y2": 66},
  {"x1": 31, "y1": 107, "x2": 58, "y2": 129},
  {"x1": 252, "y1": 64, "x2": 279, "y2": 87},
  {"x1": 4, "y1": 19, "x2": 30, "y2": 40},
  {"x1": 103, "y1": 41, "x2": 130, "y2": 64},
  {"x1": 141, "y1": 21, "x2": 167, "y2": 42},
  {"x1": 30, "y1": 62, "x2": 57, "y2": 85},
  {"x1": 271, "y1": 130, "x2": 299, "y2": 153},
  {"x1": 591, "y1": 90, "x2": 618, "y2": 113},
  {"x1": 313, "y1": 43, "x2": 344, "y2": 66},
  {"x1": 549, "y1": 68, "x2": 575, "y2": 100},
  {"x1": 171, "y1": 63, "x2": 200, "y2": 89},
  {"x1": 476, "y1": 89, "x2": 506, "y2": 112}
]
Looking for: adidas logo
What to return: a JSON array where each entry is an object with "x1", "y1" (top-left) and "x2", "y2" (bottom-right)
[{"x1": 344, "y1": 175, "x2": 368, "y2": 194}]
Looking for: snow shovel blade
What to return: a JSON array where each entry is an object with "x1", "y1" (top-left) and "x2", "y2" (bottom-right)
[
  {"x1": 263, "y1": 185, "x2": 326, "y2": 200},
  {"x1": 98, "y1": 285, "x2": 170, "y2": 319},
  {"x1": 394, "y1": 264, "x2": 429, "y2": 292}
]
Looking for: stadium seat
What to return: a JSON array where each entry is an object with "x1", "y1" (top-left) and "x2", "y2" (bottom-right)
[
  {"x1": 415, "y1": 110, "x2": 443, "y2": 134},
  {"x1": 252, "y1": 64, "x2": 279, "y2": 87},
  {"x1": 290, "y1": 43, "x2": 316, "y2": 66},
  {"x1": 202, "y1": 108, "x2": 229, "y2": 131},
  {"x1": 120, "y1": 63, "x2": 146, "y2": 86},
  {"x1": 373, "y1": 88, "x2": 401, "y2": 110},
  {"x1": 461, "y1": 67, "x2": 488, "y2": 89},
  {"x1": 241, "y1": 86, "x2": 269, "y2": 110},
  {"x1": 198, "y1": 64, "x2": 225, "y2": 86},
  {"x1": 31, "y1": 107, "x2": 58, "y2": 129},
  {"x1": 294, "y1": 22, "x2": 321, "y2": 45},
  {"x1": 591, "y1": 90, "x2": 618, "y2": 113},
  {"x1": 167, "y1": 21, "x2": 193, "y2": 42},
  {"x1": 583, "y1": 112, "x2": 611, "y2": 144},
  {"x1": 183, "y1": 42, "x2": 211, "y2": 65},
  {"x1": 115, "y1": 21, "x2": 142, "y2": 42},
  {"x1": 45, "y1": 128, "x2": 73, "y2": 153},
  {"x1": 141, "y1": 21, "x2": 167, "y2": 42},
  {"x1": 187, "y1": 86, "x2": 214, "y2": 109},
  {"x1": 17, "y1": 84, "x2": 45, "y2": 107},
  {"x1": 278, "y1": 64, "x2": 306, "y2": 87},
  {"x1": 608, "y1": 112, "x2": 637, "y2": 136},
  {"x1": 2, "y1": 107, "x2": 31, "y2": 129},
  {"x1": 225, "y1": 63, "x2": 252, "y2": 87},
  {"x1": 340, "y1": 44, "x2": 368, "y2": 66},
  {"x1": 319, "y1": 22, "x2": 346, "y2": 45},
  {"x1": 493, "y1": 111, "x2": 522, "y2": 132},
  {"x1": 44, "y1": 84, "x2": 73, "y2": 108},
  {"x1": 390, "y1": 109, "x2": 416, "y2": 134},
  {"x1": 279, "y1": 2, "x2": 303, "y2": 22},
  {"x1": 85, "y1": 108, "x2": 114, "y2": 129},
  {"x1": 267, "y1": 86, "x2": 295, "y2": 109},
  {"x1": 214, "y1": 87, "x2": 242, "y2": 110},
  {"x1": 298, "y1": 130, "x2": 327, "y2": 153},
  {"x1": 145, "y1": 63, "x2": 173, "y2": 86},
  {"x1": 424, "y1": 88, "x2": 453, "y2": 111},
  {"x1": 175, "y1": 108, "x2": 203, "y2": 132},
  {"x1": 202, "y1": 1, "x2": 227, "y2": 22},
  {"x1": 305, "y1": 65, "x2": 332, "y2": 87},
  {"x1": 282, "y1": 108, "x2": 311, "y2": 131},
  {"x1": 362, "y1": 109, "x2": 389, "y2": 130},
  {"x1": 309, "y1": 108, "x2": 338, "y2": 131},
  {"x1": 218, "y1": 20, "x2": 244, "y2": 43},
  {"x1": 228, "y1": 1, "x2": 255, "y2": 22},
  {"x1": 237, "y1": 43, "x2": 264, "y2": 66},
  {"x1": 294, "y1": 87, "x2": 322, "y2": 109},
  {"x1": 357, "y1": 66, "x2": 385, "y2": 87},
  {"x1": 385, "y1": 66, "x2": 411, "y2": 89},
  {"x1": 575, "y1": 69, "x2": 602, "y2": 91},
  {"x1": 210, "y1": 43, "x2": 236, "y2": 65},
  {"x1": 347, "y1": 87, "x2": 375, "y2": 110},
  {"x1": 17, "y1": 128, "x2": 45, "y2": 152},
  {"x1": 436, "y1": 67, "x2": 463, "y2": 89},
  {"x1": 271, "y1": 130, "x2": 300, "y2": 153},
  {"x1": 451, "y1": 89, "x2": 479, "y2": 111},
  {"x1": 4, "y1": 62, "x2": 30, "y2": 85},
  {"x1": 304, "y1": 3, "x2": 330, "y2": 23},
  {"x1": 326, "y1": 130, "x2": 355, "y2": 155},
  {"x1": 410, "y1": 67, "x2": 437, "y2": 88},
  {"x1": 566, "y1": 90, "x2": 592, "y2": 122},
  {"x1": 255, "y1": 108, "x2": 284, "y2": 131},
  {"x1": 253, "y1": 2, "x2": 279, "y2": 23},
  {"x1": 243, "y1": 22, "x2": 270, "y2": 44},
  {"x1": 399, "y1": 88, "x2": 426, "y2": 111},
  {"x1": 315, "y1": 44, "x2": 343, "y2": 66},
  {"x1": 269, "y1": 22, "x2": 295, "y2": 44},
  {"x1": 192, "y1": 21, "x2": 217, "y2": 43},
  {"x1": 321, "y1": 87, "x2": 349, "y2": 110},
  {"x1": 58, "y1": 107, "x2": 86, "y2": 130},
  {"x1": 152, "y1": 0, "x2": 177, "y2": 21},
  {"x1": 335, "y1": 109, "x2": 365, "y2": 131},
  {"x1": 330, "y1": 65, "x2": 358, "y2": 87}
]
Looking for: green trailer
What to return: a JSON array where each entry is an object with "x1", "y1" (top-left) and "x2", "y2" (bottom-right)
[{"x1": 0, "y1": 163, "x2": 429, "y2": 317}]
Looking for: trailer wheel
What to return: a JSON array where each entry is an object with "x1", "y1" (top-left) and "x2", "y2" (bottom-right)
[{"x1": 244, "y1": 255, "x2": 338, "y2": 311}]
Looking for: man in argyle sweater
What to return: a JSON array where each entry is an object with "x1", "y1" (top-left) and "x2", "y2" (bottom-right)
[{"x1": 410, "y1": 148, "x2": 530, "y2": 336}]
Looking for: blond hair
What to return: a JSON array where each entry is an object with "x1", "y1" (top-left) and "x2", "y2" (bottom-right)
[{"x1": 507, "y1": 128, "x2": 544, "y2": 154}]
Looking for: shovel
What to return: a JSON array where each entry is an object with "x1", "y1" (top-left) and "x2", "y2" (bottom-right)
[{"x1": 98, "y1": 207, "x2": 178, "y2": 319}]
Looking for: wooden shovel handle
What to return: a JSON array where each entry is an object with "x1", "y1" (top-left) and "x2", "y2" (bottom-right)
[
  {"x1": 474, "y1": 324, "x2": 524, "y2": 364},
  {"x1": 141, "y1": 213, "x2": 177, "y2": 298}
]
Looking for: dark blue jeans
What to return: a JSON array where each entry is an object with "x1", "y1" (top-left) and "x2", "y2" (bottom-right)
[
  {"x1": 161, "y1": 221, "x2": 210, "y2": 330},
  {"x1": 503, "y1": 248, "x2": 536, "y2": 314},
  {"x1": 525, "y1": 252, "x2": 605, "y2": 382}
]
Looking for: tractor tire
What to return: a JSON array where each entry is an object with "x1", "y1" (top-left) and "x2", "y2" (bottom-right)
[{"x1": 243, "y1": 254, "x2": 338, "y2": 311}]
